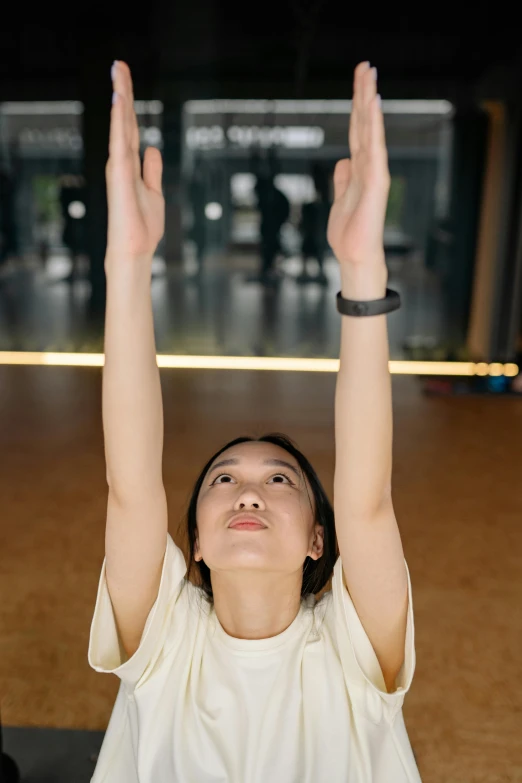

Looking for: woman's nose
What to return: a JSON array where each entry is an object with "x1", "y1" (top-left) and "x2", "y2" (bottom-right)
[{"x1": 236, "y1": 492, "x2": 264, "y2": 509}]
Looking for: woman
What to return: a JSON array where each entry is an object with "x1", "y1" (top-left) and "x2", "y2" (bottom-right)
[{"x1": 88, "y1": 60, "x2": 421, "y2": 782}]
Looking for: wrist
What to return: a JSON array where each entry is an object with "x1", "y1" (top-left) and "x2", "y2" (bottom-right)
[
  {"x1": 339, "y1": 261, "x2": 388, "y2": 301},
  {"x1": 104, "y1": 253, "x2": 153, "y2": 277}
]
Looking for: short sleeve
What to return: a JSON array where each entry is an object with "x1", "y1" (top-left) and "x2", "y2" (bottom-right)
[
  {"x1": 88, "y1": 532, "x2": 187, "y2": 690},
  {"x1": 330, "y1": 555, "x2": 416, "y2": 723}
]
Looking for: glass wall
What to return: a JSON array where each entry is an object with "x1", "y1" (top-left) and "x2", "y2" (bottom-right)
[
  {"x1": 0, "y1": 100, "x2": 162, "y2": 352},
  {"x1": 0, "y1": 95, "x2": 467, "y2": 359},
  {"x1": 173, "y1": 98, "x2": 453, "y2": 358}
]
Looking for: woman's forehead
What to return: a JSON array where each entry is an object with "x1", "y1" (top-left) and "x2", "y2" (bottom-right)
[{"x1": 206, "y1": 443, "x2": 305, "y2": 480}]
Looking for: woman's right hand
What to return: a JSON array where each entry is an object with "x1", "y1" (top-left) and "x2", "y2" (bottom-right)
[{"x1": 105, "y1": 60, "x2": 165, "y2": 267}]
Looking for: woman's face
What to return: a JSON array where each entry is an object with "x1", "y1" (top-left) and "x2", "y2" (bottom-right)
[{"x1": 195, "y1": 441, "x2": 324, "y2": 577}]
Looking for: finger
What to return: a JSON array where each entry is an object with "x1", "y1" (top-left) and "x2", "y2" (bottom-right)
[
  {"x1": 370, "y1": 94, "x2": 388, "y2": 166},
  {"x1": 119, "y1": 61, "x2": 141, "y2": 156},
  {"x1": 349, "y1": 66, "x2": 360, "y2": 155},
  {"x1": 360, "y1": 65, "x2": 377, "y2": 151},
  {"x1": 111, "y1": 62, "x2": 129, "y2": 149},
  {"x1": 108, "y1": 91, "x2": 140, "y2": 188},
  {"x1": 351, "y1": 61, "x2": 370, "y2": 155},
  {"x1": 332, "y1": 158, "x2": 351, "y2": 201},
  {"x1": 108, "y1": 84, "x2": 127, "y2": 160},
  {"x1": 350, "y1": 62, "x2": 366, "y2": 154},
  {"x1": 143, "y1": 146, "x2": 163, "y2": 195},
  {"x1": 111, "y1": 61, "x2": 141, "y2": 181},
  {"x1": 373, "y1": 94, "x2": 386, "y2": 145}
]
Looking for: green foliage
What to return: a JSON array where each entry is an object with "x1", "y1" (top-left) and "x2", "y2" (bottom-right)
[
  {"x1": 385, "y1": 176, "x2": 405, "y2": 228},
  {"x1": 32, "y1": 176, "x2": 61, "y2": 222}
]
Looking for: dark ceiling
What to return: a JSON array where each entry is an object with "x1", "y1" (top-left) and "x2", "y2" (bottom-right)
[{"x1": 1, "y1": 2, "x2": 520, "y2": 101}]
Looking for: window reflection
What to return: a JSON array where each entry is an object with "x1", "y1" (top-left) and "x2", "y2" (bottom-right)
[
  {"x1": 0, "y1": 100, "x2": 163, "y2": 352},
  {"x1": 0, "y1": 96, "x2": 474, "y2": 360},
  {"x1": 180, "y1": 98, "x2": 454, "y2": 357}
]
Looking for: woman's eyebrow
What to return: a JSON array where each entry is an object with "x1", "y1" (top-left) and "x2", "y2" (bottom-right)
[{"x1": 207, "y1": 457, "x2": 301, "y2": 478}]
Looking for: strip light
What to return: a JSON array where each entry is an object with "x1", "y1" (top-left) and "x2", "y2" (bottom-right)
[
  {"x1": 0, "y1": 100, "x2": 163, "y2": 115},
  {"x1": 0, "y1": 352, "x2": 518, "y2": 377},
  {"x1": 184, "y1": 99, "x2": 453, "y2": 115},
  {"x1": 0, "y1": 101, "x2": 84, "y2": 115}
]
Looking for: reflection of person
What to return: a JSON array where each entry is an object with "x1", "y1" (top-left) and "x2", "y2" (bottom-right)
[
  {"x1": 188, "y1": 156, "x2": 206, "y2": 276},
  {"x1": 59, "y1": 174, "x2": 87, "y2": 282},
  {"x1": 253, "y1": 174, "x2": 290, "y2": 284},
  {"x1": 0, "y1": 166, "x2": 19, "y2": 268},
  {"x1": 88, "y1": 60, "x2": 421, "y2": 783},
  {"x1": 297, "y1": 164, "x2": 331, "y2": 285}
]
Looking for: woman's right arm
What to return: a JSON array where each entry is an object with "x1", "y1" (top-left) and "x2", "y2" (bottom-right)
[{"x1": 102, "y1": 60, "x2": 169, "y2": 661}]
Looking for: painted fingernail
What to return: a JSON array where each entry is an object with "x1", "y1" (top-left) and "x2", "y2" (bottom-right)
[
  {"x1": 112, "y1": 91, "x2": 119, "y2": 105},
  {"x1": 371, "y1": 67, "x2": 378, "y2": 81},
  {"x1": 111, "y1": 60, "x2": 118, "y2": 82}
]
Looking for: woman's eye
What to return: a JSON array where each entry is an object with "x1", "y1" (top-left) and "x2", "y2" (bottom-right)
[
  {"x1": 270, "y1": 473, "x2": 292, "y2": 484},
  {"x1": 212, "y1": 474, "x2": 232, "y2": 484},
  {"x1": 211, "y1": 472, "x2": 293, "y2": 485}
]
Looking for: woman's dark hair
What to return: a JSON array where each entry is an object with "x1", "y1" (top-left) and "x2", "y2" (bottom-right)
[{"x1": 179, "y1": 432, "x2": 338, "y2": 605}]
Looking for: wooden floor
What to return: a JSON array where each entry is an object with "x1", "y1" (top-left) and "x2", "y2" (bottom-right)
[{"x1": 0, "y1": 364, "x2": 521, "y2": 783}]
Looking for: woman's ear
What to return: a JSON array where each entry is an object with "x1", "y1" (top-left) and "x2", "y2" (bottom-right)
[{"x1": 310, "y1": 524, "x2": 324, "y2": 560}]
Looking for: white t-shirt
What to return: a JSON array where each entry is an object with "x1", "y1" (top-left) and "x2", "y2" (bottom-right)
[{"x1": 88, "y1": 533, "x2": 422, "y2": 782}]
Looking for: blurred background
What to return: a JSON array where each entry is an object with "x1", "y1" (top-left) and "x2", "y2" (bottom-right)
[
  {"x1": 1, "y1": 5, "x2": 522, "y2": 783},
  {"x1": 0, "y1": 6, "x2": 520, "y2": 366}
]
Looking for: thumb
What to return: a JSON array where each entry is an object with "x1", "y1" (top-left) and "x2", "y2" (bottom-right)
[
  {"x1": 143, "y1": 146, "x2": 163, "y2": 195},
  {"x1": 332, "y1": 158, "x2": 351, "y2": 201}
]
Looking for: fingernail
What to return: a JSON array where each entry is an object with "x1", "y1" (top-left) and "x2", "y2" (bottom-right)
[
  {"x1": 111, "y1": 60, "x2": 118, "y2": 82},
  {"x1": 112, "y1": 91, "x2": 119, "y2": 105},
  {"x1": 371, "y1": 67, "x2": 378, "y2": 81}
]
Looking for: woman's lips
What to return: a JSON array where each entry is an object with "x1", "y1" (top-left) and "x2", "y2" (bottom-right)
[{"x1": 229, "y1": 522, "x2": 266, "y2": 530}]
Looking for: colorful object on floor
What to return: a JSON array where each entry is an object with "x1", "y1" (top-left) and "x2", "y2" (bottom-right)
[{"x1": 422, "y1": 373, "x2": 522, "y2": 396}]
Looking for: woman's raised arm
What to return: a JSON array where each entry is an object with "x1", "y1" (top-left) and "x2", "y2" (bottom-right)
[{"x1": 102, "y1": 60, "x2": 169, "y2": 661}]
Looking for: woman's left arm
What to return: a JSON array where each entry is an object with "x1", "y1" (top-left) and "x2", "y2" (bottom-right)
[{"x1": 329, "y1": 62, "x2": 409, "y2": 694}]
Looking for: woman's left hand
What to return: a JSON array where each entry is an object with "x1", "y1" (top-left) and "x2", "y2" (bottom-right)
[{"x1": 327, "y1": 61, "x2": 390, "y2": 269}]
